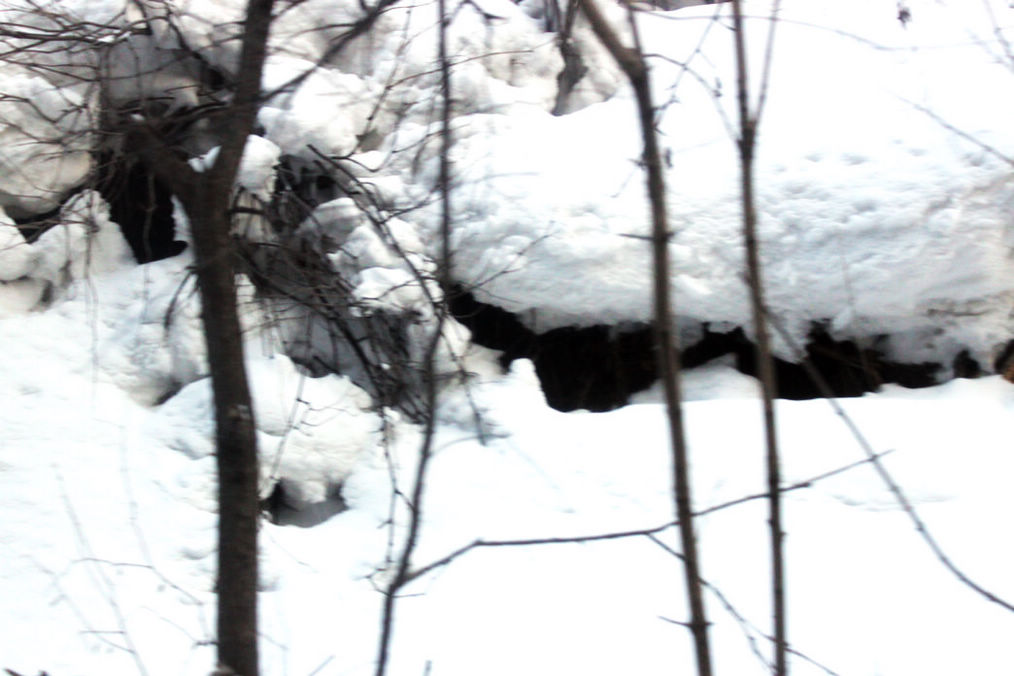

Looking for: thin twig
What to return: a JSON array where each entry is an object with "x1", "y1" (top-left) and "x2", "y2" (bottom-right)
[
  {"x1": 765, "y1": 310, "x2": 1014, "y2": 614},
  {"x1": 904, "y1": 98, "x2": 1014, "y2": 168},
  {"x1": 406, "y1": 521, "x2": 679, "y2": 583},
  {"x1": 373, "y1": 0, "x2": 456, "y2": 672},
  {"x1": 648, "y1": 534, "x2": 843, "y2": 676},
  {"x1": 695, "y1": 449, "x2": 895, "y2": 518},
  {"x1": 405, "y1": 448, "x2": 897, "y2": 584}
]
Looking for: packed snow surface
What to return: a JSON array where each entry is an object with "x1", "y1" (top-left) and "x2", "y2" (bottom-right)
[
  {"x1": 3, "y1": 272, "x2": 1014, "y2": 675},
  {"x1": 2, "y1": 0, "x2": 1014, "y2": 675}
]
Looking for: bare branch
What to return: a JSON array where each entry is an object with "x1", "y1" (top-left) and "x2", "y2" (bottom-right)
[
  {"x1": 904, "y1": 98, "x2": 1014, "y2": 168},
  {"x1": 765, "y1": 309, "x2": 1014, "y2": 615},
  {"x1": 579, "y1": 1, "x2": 713, "y2": 673},
  {"x1": 730, "y1": 1, "x2": 785, "y2": 671}
]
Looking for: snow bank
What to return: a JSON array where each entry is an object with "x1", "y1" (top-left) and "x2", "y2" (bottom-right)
[
  {"x1": 0, "y1": 191, "x2": 137, "y2": 317},
  {"x1": 8, "y1": 0, "x2": 1011, "y2": 373},
  {"x1": 386, "y1": 0, "x2": 1014, "y2": 370},
  {"x1": 32, "y1": 191, "x2": 136, "y2": 286},
  {"x1": 0, "y1": 210, "x2": 34, "y2": 281},
  {"x1": 148, "y1": 354, "x2": 380, "y2": 509},
  {"x1": 0, "y1": 68, "x2": 92, "y2": 216}
]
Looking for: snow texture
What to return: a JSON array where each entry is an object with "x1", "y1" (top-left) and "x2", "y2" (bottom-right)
[
  {"x1": 2, "y1": 1, "x2": 1014, "y2": 675},
  {"x1": 402, "y1": 0, "x2": 1014, "y2": 370},
  {"x1": 0, "y1": 67, "x2": 92, "y2": 216}
]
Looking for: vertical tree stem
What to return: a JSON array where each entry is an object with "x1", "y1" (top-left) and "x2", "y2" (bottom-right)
[
  {"x1": 730, "y1": 2, "x2": 786, "y2": 674},
  {"x1": 578, "y1": 2, "x2": 713, "y2": 674},
  {"x1": 373, "y1": 1, "x2": 452, "y2": 673},
  {"x1": 199, "y1": 1, "x2": 276, "y2": 672}
]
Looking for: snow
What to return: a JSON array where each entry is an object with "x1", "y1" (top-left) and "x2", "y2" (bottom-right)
[
  {"x1": 32, "y1": 192, "x2": 136, "y2": 286},
  {"x1": 380, "y1": 0, "x2": 1014, "y2": 367},
  {"x1": 4, "y1": 316, "x2": 1014, "y2": 674},
  {"x1": 190, "y1": 135, "x2": 281, "y2": 201},
  {"x1": 0, "y1": 68, "x2": 92, "y2": 216},
  {"x1": 0, "y1": 213, "x2": 34, "y2": 282},
  {"x1": 259, "y1": 59, "x2": 378, "y2": 159},
  {"x1": 2, "y1": 0, "x2": 1014, "y2": 675}
]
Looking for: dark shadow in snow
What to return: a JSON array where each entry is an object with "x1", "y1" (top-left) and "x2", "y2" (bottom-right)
[
  {"x1": 94, "y1": 150, "x2": 187, "y2": 263},
  {"x1": 450, "y1": 289, "x2": 656, "y2": 411},
  {"x1": 261, "y1": 482, "x2": 348, "y2": 528},
  {"x1": 451, "y1": 289, "x2": 943, "y2": 412},
  {"x1": 691, "y1": 325, "x2": 940, "y2": 399},
  {"x1": 12, "y1": 206, "x2": 62, "y2": 242}
]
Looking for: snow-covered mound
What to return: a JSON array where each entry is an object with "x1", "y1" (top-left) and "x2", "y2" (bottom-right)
[
  {"x1": 389, "y1": 0, "x2": 1014, "y2": 369},
  {"x1": 1, "y1": 0, "x2": 1010, "y2": 370}
]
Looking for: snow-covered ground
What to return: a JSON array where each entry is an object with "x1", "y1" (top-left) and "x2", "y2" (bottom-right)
[
  {"x1": 3, "y1": 0, "x2": 1014, "y2": 674},
  {"x1": 4, "y1": 273, "x2": 1014, "y2": 675}
]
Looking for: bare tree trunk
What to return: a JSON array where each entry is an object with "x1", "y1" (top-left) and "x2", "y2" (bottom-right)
[
  {"x1": 729, "y1": 2, "x2": 785, "y2": 674},
  {"x1": 191, "y1": 5, "x2": 277, "y2": 675},
  {"x1": 578, "y1": 3, "x2": 713, "y2": 675},
  {"x1": 128, "y1": 1, "x2": 277, "y2": 673},
  {"x1": 551, "y1": 0, "x2": 587, "y2": 116},
  {"x1": 201, "y1": 4, "x2": 276, "y2": 674},
  {"x1": 194, "y1": 188, "x2": 261, "y2": 676}
]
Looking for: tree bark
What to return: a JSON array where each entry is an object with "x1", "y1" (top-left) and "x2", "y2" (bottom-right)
[
  {"x1": 551, "y1": 0, "x2": 588, "y2": 116},
  {"x1": 578, "y1": 3, "x2": 713, "y2": 675},
  {"x1": 191, "y1": 184, "x2": 262, "y2": 676},
  {"x1": 730, "y1": 2, "x2": 785, "y2": 674},
  {"x1": 199, "y1": 2, "x2": 276, "y2": 673},
  {"x1": 129, "y1": 0, "x2": 277, "y2": 673}
]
